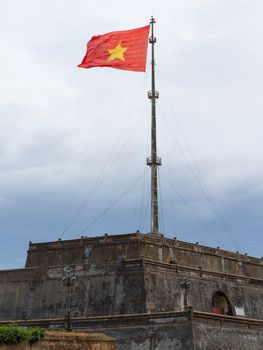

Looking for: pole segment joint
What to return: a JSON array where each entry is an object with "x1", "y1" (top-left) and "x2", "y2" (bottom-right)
[{"x1": 148, "y1": 90, "x2": 159, "y2": 99}]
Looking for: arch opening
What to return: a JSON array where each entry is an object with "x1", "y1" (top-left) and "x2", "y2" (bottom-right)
[{"x1": 212, "y1": 291, "x2": 233, "y2": 316}]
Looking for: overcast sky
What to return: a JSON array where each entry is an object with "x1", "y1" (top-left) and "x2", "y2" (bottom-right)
[{"x1": 1, "y1": 0, "x2": 263, "y2": 268}]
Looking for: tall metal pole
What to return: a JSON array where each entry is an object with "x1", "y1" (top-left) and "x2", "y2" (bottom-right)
[{"x1": 147, "y1": 17, "x2": 161, "y2": 235}]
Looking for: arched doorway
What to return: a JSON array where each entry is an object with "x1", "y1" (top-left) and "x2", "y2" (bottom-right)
[{"x1": 212, "y1": 291, "x2": 233, "y2": 316}]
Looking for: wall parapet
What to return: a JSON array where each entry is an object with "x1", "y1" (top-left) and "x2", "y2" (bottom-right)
[
  {"x1": 193, "y1": 310, "x2": 263, "y2": 328},
  {"x1": 134, "y1": 258, "x2": 263, "y2": 285},
  {"x1": 1, "y1": 310, "x2": 262, "y2": 332}
]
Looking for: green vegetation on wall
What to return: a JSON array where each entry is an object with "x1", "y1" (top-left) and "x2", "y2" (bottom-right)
[{"x1": 0, "y1": 325, "x2": 45, "y2": 345}]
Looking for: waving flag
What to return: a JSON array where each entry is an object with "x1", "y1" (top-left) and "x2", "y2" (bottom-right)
[{"x1": 78, "y1": 25, "x2": 150, "y2": 72}]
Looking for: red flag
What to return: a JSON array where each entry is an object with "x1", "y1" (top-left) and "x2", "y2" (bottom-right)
[{"x1": 78, "y1": 25, "x2": 150, "y2": 72}]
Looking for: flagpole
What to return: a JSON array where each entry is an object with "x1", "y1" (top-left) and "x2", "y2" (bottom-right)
[{"x1": 147, "y1": 16, "x2": 161, "y2": 235}]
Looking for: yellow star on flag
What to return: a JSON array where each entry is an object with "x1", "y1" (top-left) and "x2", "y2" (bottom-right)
[{"x1": 107, "y1": 42, "x2": 128, "y2": 62}]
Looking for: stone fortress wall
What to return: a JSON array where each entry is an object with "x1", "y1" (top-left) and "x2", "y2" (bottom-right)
[
  {"x1": 1, "y1": 233, "x2": 263, "y2": 349},
  {"x1": 0, "y1": 233, "x2": 262, "y2": 320}
]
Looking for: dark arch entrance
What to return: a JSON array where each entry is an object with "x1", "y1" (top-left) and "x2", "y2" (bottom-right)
[{"x1": 212, "y1": 291, "x2": 233, "y2": 316}]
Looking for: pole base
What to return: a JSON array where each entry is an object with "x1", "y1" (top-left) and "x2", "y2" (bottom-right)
[{"x1": 147, "y1": 231, "x2": 163, "y2": 237}]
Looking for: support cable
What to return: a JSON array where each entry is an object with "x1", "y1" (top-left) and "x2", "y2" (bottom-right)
[
  {"x1": 157, "y1": 70, "x2": 240, "y2": 251},
  {"x1": 158, "y1": 168, "x2": 165, "y2": 233},
  {"x1": 132, "y1": 105, "x2": 150, "y2": 232},
  {"x1": 141, "y1": 194, "x2": 150, "y2": 233},
  {"x1": 162, "y1": 172, "x2": 227, "y2": 249},
  {"x1": 138, "y1": 165, "x2": 149, "y2": 231},
  {"x1": 60, "y1": 77, "x2": 147, "y2": 237},
  {"x1": 79, "y1": 168, "x2": 149, "y2": 235}
]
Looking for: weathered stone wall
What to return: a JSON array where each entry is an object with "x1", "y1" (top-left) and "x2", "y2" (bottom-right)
[
  {"x1": 25, "y1": 236, "x2": 142, "y2": 271},
  {"x1": 1, "y1": 311, "x2": 263, "y2": 350},
  {"x1": 77, "y1": 311, "x2": 263, "y2": 350},
  {"x1": 0, "y1": 259, "x2": 146, "y2": 320},
  {"x1": 25, "y1": 234, "x2": 263, "y2": 280},
  {"x1": 28, "y1": 260, "x2": 146, "y2": 319},
  {"x1": 101, "y1": 321, "x2": 194, "y2": 350},
  {"x1": 0, "y1": 268, "x2": 38, "y2": 320},
  {"x1": 193, "y1": 313, "x2": 263, "y2": 350},
  {"x1": 1, "y1": 233, "x2": 263, "y2": 321},
  {"x1": 144, "y1": 260, "x2": 263, "y2": 319},
  {"x1": 0, "y1": 311, "x2": 194, "y2": 350},
  {"x1": 138, "y1": 236, "x2": 263, "y2": 279}
]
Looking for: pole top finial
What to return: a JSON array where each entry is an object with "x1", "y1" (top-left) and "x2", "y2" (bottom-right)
[{"x1": 150, "y1": 16, "x2": 156, "y2": 25}]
